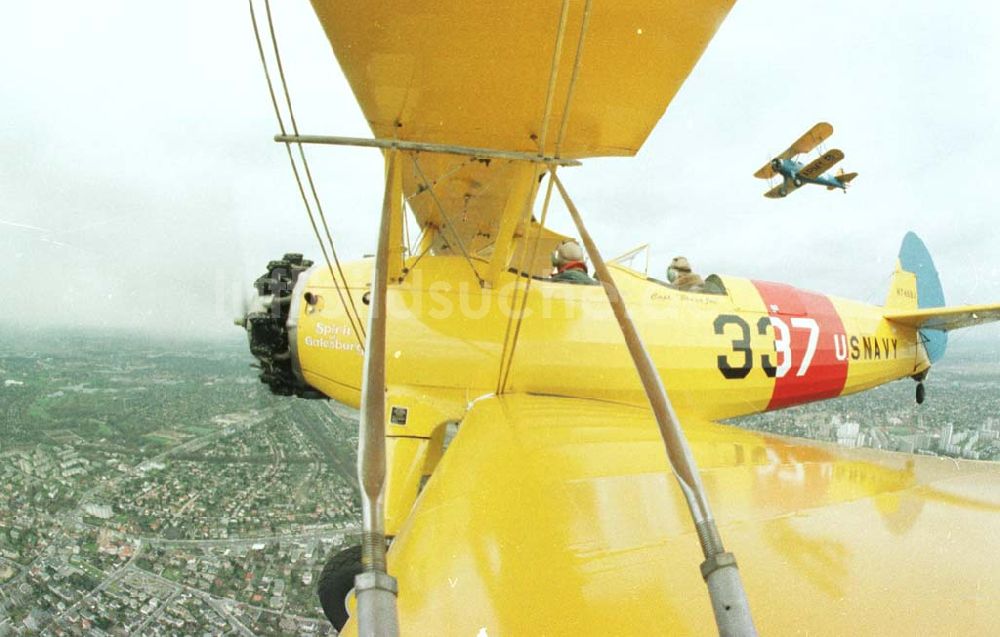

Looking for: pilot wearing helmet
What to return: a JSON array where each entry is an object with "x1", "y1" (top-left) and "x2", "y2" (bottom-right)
[
  {"x1": 550, "y1": 240, "x2": 598, "y2": 285},
  {"x1": 667, "y1": 256, "x2": 704, "y2": 291}
]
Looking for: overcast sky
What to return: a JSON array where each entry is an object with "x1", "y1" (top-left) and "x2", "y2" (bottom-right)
[{"x1": 2, "y1": 1, "x2": 998, "y2": 344}]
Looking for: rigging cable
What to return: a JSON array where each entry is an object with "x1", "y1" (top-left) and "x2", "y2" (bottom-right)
[
  {"x1": 493, "y1": 164, "x2": 543, "y2": 394},
  {"x1": 496, "y1": 0, "x2": 576, "y2": 392},
  {"x1": 253, "y1": 0, "x2": 367, "y2": 346},
  {"x1": 536, "y1": 0, "x2": 571, "y2": 156},
  {"x1": 262, "y1": 0, "x2": 367, "y2": 340},
  {"x1": 400, "y1": 156, "x2": 477, "y2": 261},
  {"x1": 401, "y1": 157, "x2": 478, "y2": 259},
  {"x1": 498, "y1": 168, "x2": 558, "y2": 393},
  {"x1": 405, "y1": 156, "x2": 477, "y2": 206},
  {"x1": 555, "y1": 0, "x2": 593, "y2": 157},
  {"x1": 410, "y1": 154, "x2": 485, "y2": 287},
  {"x1": 398, "y1": 238, "x2": 435, "y2": 284},
  {"x1": 402, "y1": 197, "x2": 412, "y2": 256}
]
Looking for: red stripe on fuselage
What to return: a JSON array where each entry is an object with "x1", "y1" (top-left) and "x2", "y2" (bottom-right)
[{"x1": 752, "y1": 281, "x2": 849, "y2": 410}]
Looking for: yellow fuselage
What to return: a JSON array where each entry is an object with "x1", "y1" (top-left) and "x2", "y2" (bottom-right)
[
  {"x1": 294, "y1": 255, "x2": 926, "y2": 420},
  {"x1": 289, "y1": 256, "x2": 928, "y2": 534}
]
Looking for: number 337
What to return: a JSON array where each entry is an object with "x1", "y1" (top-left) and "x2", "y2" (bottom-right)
[{"x1": 714, "y1": 314, "x2": 819, "y2": 379}]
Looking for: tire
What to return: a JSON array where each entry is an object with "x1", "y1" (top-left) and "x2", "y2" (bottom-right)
[
  {"x1": 916, "y1": 382, "x2": 926, "y2": 405},
  {"x1": 779, "y1": 187, "x2": 787, "y2": 197},
  {"x1": 793, "y1": 177, "x2": 803, "y2": 187},
  {"x1": 317, "y1": 544, "x2": 363, "y2": 631}
]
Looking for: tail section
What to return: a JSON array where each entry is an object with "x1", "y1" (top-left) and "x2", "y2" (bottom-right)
[
  {"x1": 885, "y1": 263, "x2": 918, "y2": 311},
  {"x1": 886, "y1": 232, "x2": 947, "y2": 362},
  {"x1": 826, "y1": 169, "x2": 858, "y2": 190},
  {"x1": 885, "y1": 232, "x2": 1000, "y2": 361}
]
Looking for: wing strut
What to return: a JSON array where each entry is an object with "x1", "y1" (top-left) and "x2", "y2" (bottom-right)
[
  {"x1": 354, "y1": 150, "x2": 402, "y2": 637},
  {"x1": 553, "y1": 174, "x2": 757, "y2": 637}
]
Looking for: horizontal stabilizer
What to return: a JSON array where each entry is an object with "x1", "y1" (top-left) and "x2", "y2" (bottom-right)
[
  {"x1": 839, "y1": 171, "x2": 858, "y2": 184},
  {"x1": 884, "y1": 303, "x2": 1000, "y2": 331}
]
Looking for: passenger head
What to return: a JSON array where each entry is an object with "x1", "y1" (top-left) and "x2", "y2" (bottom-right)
[
  {"x1": 551, "y1": 240, "x2": 585, "y2": 268},
  {"x1": 667, "y1": 256, "x2": 692, "y2": 283}
]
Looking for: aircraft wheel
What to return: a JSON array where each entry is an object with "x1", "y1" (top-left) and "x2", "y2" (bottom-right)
[
  {"x1": 916, "y1": 382, "x2": 925, "y2": 405},
  {"x1": 317, "y1": 544, "x2": 363, "y2": 631},
  {"x1": 779, "y1": 187, "x2": 787, "y2": 197},
  {"x1": 793, "y1": 177, "x2": 803, "y2": 187}
]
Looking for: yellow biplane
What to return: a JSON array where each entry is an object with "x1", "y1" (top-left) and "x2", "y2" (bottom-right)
[{"x1": 238, "y1": 1, "x2": 1000, "y2": 634}]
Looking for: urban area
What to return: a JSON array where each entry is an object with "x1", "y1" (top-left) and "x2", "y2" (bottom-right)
[
  {"x1": 1, "y1": 327, "x2": 997, "y2": 635},
  {"x1": 1, "y1": 329, "x2": 357, "y2": 635}
]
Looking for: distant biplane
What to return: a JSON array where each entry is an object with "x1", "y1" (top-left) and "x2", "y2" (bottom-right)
[{"x1": 754, "y1": 122, "x2": 858, "y2": 198}]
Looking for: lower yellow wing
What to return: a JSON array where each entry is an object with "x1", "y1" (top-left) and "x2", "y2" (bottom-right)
[
  {"x1": 341, "y1": 394, "x2": 1000, "y2": 635},
  {"x1": 763, "y1": 181, "x2": 795, "y2": 198}
]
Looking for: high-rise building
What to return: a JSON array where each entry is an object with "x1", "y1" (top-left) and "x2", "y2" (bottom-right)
[{"x1": 939, "y1": 423, "x2": 954, "y2": 450}]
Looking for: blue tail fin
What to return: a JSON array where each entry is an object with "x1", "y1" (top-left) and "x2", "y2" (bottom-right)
[{"x1": 898, "y1": 232, "x2": 947, "y2": 363}]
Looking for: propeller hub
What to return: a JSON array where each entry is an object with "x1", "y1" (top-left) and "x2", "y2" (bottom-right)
[{"x1": 240, "y1": 253, "x2": 323, "y2": 398}]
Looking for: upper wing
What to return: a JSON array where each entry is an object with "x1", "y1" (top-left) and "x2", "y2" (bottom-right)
[
  {"x1": 787, "y1": 121, "x2": 834, "y2": 156},
  {"x1": 753, "y1": 162, "x2": 776, "y2": 179},
  {"x1": 310, "y1": 1, "x2": 737, "y2": 271},
  {"x1": 754, "y1": 123, "x2": 835, "y2": 178},
  {"x1": 341, "y1": 394, "x2": 1000, "y2": 635},
  {"x1": 311, "y1": 0, "x2": 737, "y2": 159},
  {"x1": 885, "y1": 303, "x2": 1000, "y2": 331},
  {"x1": 798, "y1": 148, "x2": 844, "y2": 180},
  {"x1": 312, "y1": 0, "x2": 735, "y2": 274}
]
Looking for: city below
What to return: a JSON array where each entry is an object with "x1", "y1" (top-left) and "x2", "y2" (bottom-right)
[{"x1": 0, "y1": 327, "x2": 997, "y2": 635}]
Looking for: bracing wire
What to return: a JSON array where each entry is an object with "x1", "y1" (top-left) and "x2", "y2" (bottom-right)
[
  {"x1": 495, "y1": 1, "x2": 581, "y2": 392},
  {"x1": 536, "y1": 0, "x2": 571, "y2": 156},
  {"x1": 261, "y1": 0, "x2": 368, "y2": 343},
  {"x1": 248, "y1": 1, "x2": 365, "y2": 350},
  {"x1": 248, "y1": 1, "x2": 366, "y2": 349},
  {"x1": 555, "y1": 0, "x2": 593, "y2": 157},
  {"x1": 399, "y1": 239, "x2": 434, "y2": 284},
  {"x1": 411, "y1": 223, "x2": 429, "y2": 256},
  {"x1": 410, "y1": 154, "x2": 485, "y2": 286},
  {"x1": 498, "y1": 168, "x2": 558, "y2": 393},
  {"x1": 403, "y1": 200, "x2": 412, "y2": 256},
  {"x1": 494, "y1": 165, "x2": 544, "y2": 394},
  {"x1": 405, "y1": 156, "x2": 477, "y2": 205}
]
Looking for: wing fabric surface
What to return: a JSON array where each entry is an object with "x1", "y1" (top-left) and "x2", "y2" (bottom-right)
[
  {"x1": 798, "y1": 148, "x2": 844, "y2": 179},
  {"x1": 309, "y1": 1, "x2": 737, "y2": 267},
  {"x1": 787, "y1": 121, "x2": 833, "y2": 156},
  {"x1": 341, "y1": 394, "x2": 1000, "y2": 635},
  {"x1": 755, "y1": 122, "x2": 835, "y2": 179},
  {"x1": 753, "y1": 162, "x2": 776, "y2": 179},
  {"x1": 763, "y1": 181, "x2": 795, "y2": 198},
  {"x1": 885, "y1": 303, "x2": 1000, "y2": 331},
  {"x1": 310, "y1": 0, "x2": 736, "y2": 158}
]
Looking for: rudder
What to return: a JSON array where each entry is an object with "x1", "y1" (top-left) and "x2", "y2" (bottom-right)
[{"x1": 894, "y1": 231, "x2": 947, "y2": 362}]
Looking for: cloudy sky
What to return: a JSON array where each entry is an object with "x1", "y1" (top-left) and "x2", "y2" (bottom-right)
[{"x1": 2, "y1": 1, "x2": 998, "y2": 344}]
